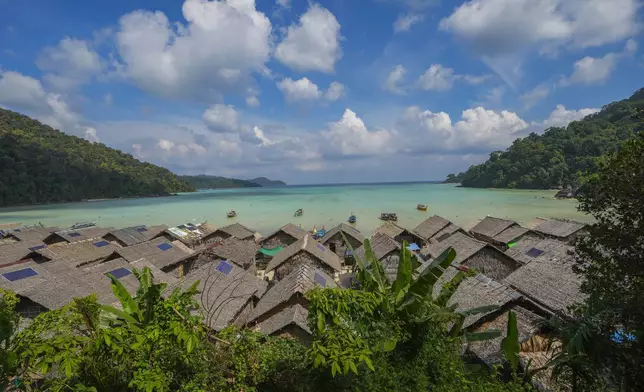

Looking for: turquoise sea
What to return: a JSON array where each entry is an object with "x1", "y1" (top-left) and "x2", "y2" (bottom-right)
[{"x1": 0, "y1": 183, "x2": 591, "y2": 235}]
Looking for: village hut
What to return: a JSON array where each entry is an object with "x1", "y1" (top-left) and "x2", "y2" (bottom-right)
[
  {"x1": 43, "y1": 227, "x2": 113, "y2": 246},
  {"x1": 532, "y1": 218, "x2": 587, "y2": 244},
  {"x1": 157, "y1": 222, "x2": 217, "y2": 249},
  {"x1": 421, "y1": 232, "x2": 521, "y2": 281},
  {"x1": 205, "y1": 237, "x2": 260, "y2": 273},
  {"x1": 201, "y1": 223, "x2": 256, "y2": 244},
  {"x1": 167, "y1": 260, "x2": 267, "y2": 331},
  {"x1": 260, "y1": 223, "x2": 308, "y2": 249},
  {"x1": 2, "y1": 226, "x2": 59, "y2": 244},
  {"x1": 470, "y1": 217, "x2": 540, "y2": 250},
  {"x1": 319, "y1": 223, "x2": 365, "y2": 260},
  {"x1": 36, "y1": 239, "x2": 119, "y2": 267},
  {"x1": 374, "y1": 222, "x2": 423, "y2": 246},
  {"x1": 102, "y1": 224, "x2": 168, "y2": 247},
  {"x1": 505, "y1": 237, "x2": 575, "y2": 266},
  {"x1": 248, "y1": 264, "x2": 336, "y2": 341},
  {"x1": 413, "y1": 215, "x2": 466, "y2": 246},
  {"x1": 265, "y1": 235, "x2": 342, "y2": 281},
  {"x1": 354, "y1": 232, "x2": 402, "y2": 282},
  {"x1": 105, "y1": 237, "x2": 193, "y2": 272},
  {"x1": 0, "y1": 241, "x2": 48, "y2": 267}
]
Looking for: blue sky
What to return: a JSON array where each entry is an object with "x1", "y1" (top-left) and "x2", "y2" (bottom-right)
[{"x1": 1, "y1": 0, "x2": 643, "y2": 184}]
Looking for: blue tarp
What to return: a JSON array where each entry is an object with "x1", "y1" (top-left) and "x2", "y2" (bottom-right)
[
  {"x1": 611, "y1": 330, "x2": 636, "y2": 344},
  {"x1": 407, "y1": 243, "x2": 420, "y2": 251}
]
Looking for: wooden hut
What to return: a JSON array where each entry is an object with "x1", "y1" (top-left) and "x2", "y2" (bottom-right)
[
  {"x1": 201, "y1": 223, "x2": 256, "y2": 244},
  {"x1": 204, "y1": 237, "x2": 260, "y2": 274},
  {"x1": 0, "y1": 241, "x2": 48, "y2": 268},
  {"x1": 319, "y1": 223, "x2": 365, "y2": 260},
  {"x1": 505, "y1": 237, "x2": 575, "y2": 266},
  {"x1": 265, "y1": 235, "x2": 342, "y2": 281},
  {"x1": 35, "y1": 239, "x2": 119, "y2": 268},
  {"x1": 261, "y1": 223, "x2": 308, "y2": 249},
  {"x1": 469, "y1": 217, "x2": 540, "y2": 250},
  {"x1": 105, "y1": 237, "x2": 193, "y2": 272},
  {"x1": 102, "y1": 225, "x2": 168, "y2": 247},
  {"x1": 354, "y1": 232, "x2": 402, "y2": 282},
  {"x1": 374, "y1": 222, "x2": 423, "y2": 246},
  {"x1": 43, "y1": 227, "x2": 112, "y2": 246},
  {"x1": 2, "y1": 226, "x2": 59, "y2": 244},
  {"x1": 420, "y1": 232, "x2": 521, "y2": 281},
  {"x1": 413, "y1": 215, "x2": 466, "y2": 245},
  {"x1": 157, "y1": 222, "x2": 217, "y2": 249},
  {"x1": 532, "y1": 218, "x2": 587, "y2": 244}
]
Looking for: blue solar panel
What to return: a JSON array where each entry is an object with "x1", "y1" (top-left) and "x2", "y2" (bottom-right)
[
  {"x1": 28, "y1": 244, "x2": 47, "y2": 251},
  {"x1": 107, "y1": 267, "x2": 131, "y2": 279},
  {"x1": 526, "y1": 248, "x2": 544, "y2": 258},
  {"x1": 2, "y1": 268, "x2": 38, "y2": 282},
  {"x1": 135, "y1": 226, "x2": 148, "y2": 233},
  {"x1": 68, "y1": 232, "x2": 81, "y2": 237},
  {"x1": 314, "y1": 272, "x2": 327, "y2": 287},
  {"x1": 93, "y1": 240, "x2": 110, "y2": 247},
  {"x1": 316, "y1": 244, "x2": 326, "y2": 252},
  {"x1": 157, "y1": 243, "x2": 173, "y2": 251},
  {"x1": 216, "y1": 260, "x2": 233, "y2": 275}
]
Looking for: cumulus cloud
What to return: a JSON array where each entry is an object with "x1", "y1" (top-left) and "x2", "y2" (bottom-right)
[
  {"x1": 203, "y1": 103, "x2": 241, "y2": 133},
  {"x1": 418, "y1": 64, "x2": 490, "y2": 91},
  {"x1": 324, "y1": 81, "x2": 346, "y2": 101},
  {"x1": 323, "y1": 109, "x2": 394, "y2": 156},
  {"x1": 277, "y1": 77, "x2": 345, "y2": 102},
  {"x1": 246, "y1": 96, "x2": 260, "y2": 107},
  {"x1": 384, "y1": 65, "x2": 407, "y2": 94},
  {"x1": 521, "y1": 84, "x2": 551, "y2": 109},
  {"x1": 561, "y1": 40, "x2": 637, "y2": 86},
  {"x1": 115, "y1": 0, "x2": 271, "y2": 100},
  {"x1": 275, "y1": 4, "x2": 342, "y2": 73},
  {"x1": 541, "y1": 104, "x2": 600, "y2": 127},
  {"x1": 393, "y1": 13, "x2": 424, "y2": 33},
  {"x1": 36, "y1": 37, "x2": 103, "y2": 91}
]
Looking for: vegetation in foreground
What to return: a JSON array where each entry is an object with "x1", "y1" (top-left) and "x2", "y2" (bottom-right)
[{"x1": 445, "y1": 87, "x2": 644, "y2": 189}]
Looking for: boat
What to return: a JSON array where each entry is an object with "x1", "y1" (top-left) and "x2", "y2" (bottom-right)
[
  {"x1": 70, "y1": 221, "x2": 96, "y2": 229},
  {"x1": 227, "y1": 210, "x2": 237, "y2": 218},
  {"x1": 294, "y1": 208, "x2": 303, "y2": 217},
  {"x1": 379, "y1": 213, "x2": 398, "y2": 221},
  {"x1": 348, "y1": 214, "x2": 357, "y2": 223},
  {"x1": 417, "y1": 204, "x2": 428, "y2": 211},
  {"x1": 312, "y1": 225, "x2": 326, "y2": 239}
]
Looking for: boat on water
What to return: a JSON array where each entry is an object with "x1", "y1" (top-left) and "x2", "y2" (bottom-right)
[
  {"x1": 380, "y1": 213, "x2": 398, "y2": 221},
  {"x1": 312, "y1": 226, "x2": 326, "y2": 239},
  {"x1": 348, "y1": 214, "x2": 357, "y2": 223},
  {"x1": 417, "y1": 204, "x2": 428, "y2": 211},
  {"x1": 71, "y1": 221, "x2": 96, "y2": 229},
  {"x1": 294, "y1": 208, "x2": 303, "y2": 217},
  {"x1": 227, "y1": 210, "x2": 237, "y2": 218}
]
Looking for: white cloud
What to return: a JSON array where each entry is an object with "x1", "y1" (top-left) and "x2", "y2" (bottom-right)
[
  {"x1": 84, "y1": 128, "x2": 100, "y2": 143},
  {"x1": 277, "y1": 77, "x2": 322, "y2": 101},
  {"x1": 115, "y1": 0, "x2": 271, "y2": 100},
  {"x1": 393, "y1": 13, "x2": 424, "y2": 33},
  {"x1": 384, "y1": 65, "x2": 407, "y2": 94},
  {"x1": 275, "y1": 4, "x2": 342, "y2": 73},
  {"x1": 418, "y1": 64, "x2": 456, "y2": 91},
  {"x1": 521, "y1": 85, "x2": 550, "y2": 109},
  {"x1": 324, "y1": 81, "x2": 346, "y2": 101},
  {"x1": 541, "y1": 104, "x2": 600, "y2": 127},
  {"x1": 203, "y1": 104, "x2": 241, "y2": 132},
  {"x1": 157, "y1": 138, "x2": 207, "y2": 155},
  {"x1": 246, "y1": 96, "x2": 260, "y2": 107},
  {"x1": 561, "y1": 40, "x2": 636, "y2": 86},
  {"x1": 323, "y1": 109, "x2": 394, "y2": 156},
  {"x1": 461, "y1": 74, "x2": 491, "y2": 85},
  {"x1": 36, "y1": 37, "x2": 102, "y2": 91}
]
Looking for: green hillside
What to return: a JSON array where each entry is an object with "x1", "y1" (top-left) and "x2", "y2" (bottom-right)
[
  {"x1": 446, "y1": 88, "x2": 644, "y2": 189},
  {"x1": 248, "y1": 177, "x2": 286, "y2": 187},
  {"x1": 178, "y1": 175, "x2": 261, "y2": 189},
  {"x1": 0, "y1": 108, "x2": 194, "y2": 207}
]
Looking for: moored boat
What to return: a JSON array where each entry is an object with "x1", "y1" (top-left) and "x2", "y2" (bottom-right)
[
  {"x1": 348, "y1": 214, "x2": 357, "y2": 223},
  {"x1": 227, "y1": 210, "x2": 237, "y2": 218},
  {"x1": 379, "y1": 212, "x2": 397, "y2": 221},
  {"x1": 417, "y1": 204, "x2": 428, "y2": 211},
  {"x1": 294, "y1": 208, "x2": 303, "y2": 217},
  {"x1": 71, "y1": 221, "x2": 96, "y2": 229}
]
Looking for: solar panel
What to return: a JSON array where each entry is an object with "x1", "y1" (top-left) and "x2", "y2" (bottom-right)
[
  {"x1": 107, "y1": 267, "x2": 131, "y2": 279},
  {"x1": 314, "y1": 272, "x2": 327, "y2": 287},
  {"x1": 135, "y1": 226, "x2": 148, "y2": 233},
  {"x1": 526, "y1": 248, "x2": 545, "y2": 258},
  {"x1": 316, "y1": 244, "x2": 326, "y2": 251},
  {"x1": 2, "y1": 267, "x2": 38, "y2": 282},
  {"x1": 93, "y1": 240, "x2": 110, "y2": 247},
  {"x1": 68, "y1": 232, "x2": 81, "y2": 237},
  {"x1": 157, "y1": 243, "x2": 173, "y2": 251},
  {"x1": 28, "y1": 244, "x2": 47, "y2": 251},
  {"x1": 216, "y1": 260, "x2": 233, "y2": 275}
]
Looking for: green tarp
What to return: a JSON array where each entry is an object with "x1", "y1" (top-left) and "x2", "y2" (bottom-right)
[{"x1": 259, "y1": 246, "x2": 284, "y2": 257}]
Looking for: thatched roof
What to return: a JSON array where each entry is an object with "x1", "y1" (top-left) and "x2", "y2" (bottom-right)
[
  {"x1": 430, "y1": 223, "x2": 463, "y2": 244},
  {"x1": 37, "y1": 240, "x2": 119, "y2": 267},
  {"x1": 470, "y1": 217, "x2": 517, "y2": 239},
  {"x1": 320, "y1": 223, "x2": 365, "y2": 244},
  {"x1": 104, "y1": 225, "x2": 168, "y2": 246},
  {"x1": 374, "y1": 222, "x2": 406, "y2": 238},
  {"x1": 256, "y1": 304, "x2": 311, "y2": 336},
  {"x1": 262, "y1": 223, "x2": 308, "y2": 244},
  {"x1": 8, "y1": 227, "x2": 59, "y2": 242},
  {"x1": 44, "y1": 227, "x2": 112, "y2": 244},
  {"x1": 413, "y1": 215, "x2": 451, "y2": 241},
  {"x1": 248, "y1": 264, "x2": 336, "y2": 324},
  {"x1": 421, "y1": 232, "x2": 488, "y2": 266},
  {"x1": 109, "y1": 237, "x2": 193, "y2": 269},
  {"x1": 0, "y1": 241, "x2": 46, "y2": 266},
  {"x1": 492, "y1": 225, "x2": 532, "y2": 245},
  {"x1": 505, "y1": 237, "x2": 575, "y2": 266},
  {"x1": 533, "y1": 219, "x2": 586, "y2": 239},
  {"x1": 207, "y1": 237, "x2": 259, "y2": 269},
  {"x1": 206, "y1": 223, "x2": 256, "y2": 241},
  {"x1": 354, "y1": 232, "x2": 401, "y2": 261},
  {"x1": 167, "y1": 261, "x2": 267, "y2": 331},
  {"x1": 265, "y1": 235, "x2": 342, "y2": 273},
  {"x1": 503, "y1": 260, "x2": 584, "y2": 315}
]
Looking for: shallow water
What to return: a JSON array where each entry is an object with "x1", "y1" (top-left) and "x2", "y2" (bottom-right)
[{"x1": 0, "y1": 183, "x2": 591, "y2": 235}]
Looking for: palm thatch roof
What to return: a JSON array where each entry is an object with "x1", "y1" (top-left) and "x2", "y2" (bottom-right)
[
  {"x1": 108, "y1": 237, "x2": 193, "y2": 269},
  {"x1": 430, "y1": 223, "x2": 464, "y2": 243},
  {"x1": 354, "y1": 232, "x2": 401, "y2": 261},
  {"x1": 320, "y1": 223, "x2": 365, "y2": 244},
  {"x1": 503, "y1": 260, "x2": 585, "y2": 315},
  {"x1": 206, "y1": 237, "x2": 259, "y2": 269},
  {"x1": 7, "y1": 227, "x2": 59, "y2": 242},
  {"x1": 470, "y1": 217, "x2": 517, "y2": 239},
  {"x1": 492, "y1": 225, "x2": 532, "y2": 245},
  {"x1": 167, "y1": 261, "x2": 267, "y2": 331},
  {"x1": 248, "y1": 264, "x2": 336, "y2": 324},
  {"x1": 533, "y1": 219, "x2": 586, "y2": 239},
  {"x1": 104, "y1": 225, "x2": 168, "y2": 246},
  {"x1": 265, "y1": 235, "x2": 342, "y2": 273},
  {"x1": 262, "y1": 223, "x2": 308, "y2": 244},
  {"x1": 374, "y1": 222, "x2": 406, "y2": 238},
  {"x1": 413, "y1": 215, "x2": 451, "y2": 241},
  {"x1": 505, "y1": 237, "x2": 575, "y2": 266},
  {"x1": 420, "y1": 232, "x2": 488, "y2": 266},
  {"x1": 203, "y1": 223, "x2": 256, "y2": 242},
  {"x1": 0, "y1": 241, "x2": 46, "y2": 266},
  {"x1": 256, "y1": 304, "x2": 311, "y2": 336},
  {"x1": 37, "y1": 240, "x2": 119, "y2": 267},
  {"x1": 44, "y1": 227, "x2": 112, "y2": 244}
]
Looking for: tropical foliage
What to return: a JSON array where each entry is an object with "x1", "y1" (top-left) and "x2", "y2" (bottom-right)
[
  {"x1": 178, "y1": 175, "x2": 261, "y2": 189},
  {"x1": 0, "y1": 108, "x2": 194, "y2": 207},
  {"x1": 446, "y1": 87, "x2": 644, "y2": 189}
]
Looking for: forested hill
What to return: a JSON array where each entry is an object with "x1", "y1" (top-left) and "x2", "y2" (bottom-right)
[
  {"x1": 178, "y1": 175, "x2": 261, "y2": 189},
  {"x1": 0, "y1": 108, "x2": 195, "y2": 207},
  {"x1": 446, "y1": 88, "x2": 644, "y2": 189}
]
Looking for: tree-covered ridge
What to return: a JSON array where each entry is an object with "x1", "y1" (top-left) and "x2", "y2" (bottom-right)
[
  {"x1": 178, "y1": 175, "x2": 262, "y2": 189},
  {"x1": 0, "y1": 108, "x2": 195, "y2": 207},
  {"x1": 446, "y1": 88, "x2": 644, "y2": 189}
]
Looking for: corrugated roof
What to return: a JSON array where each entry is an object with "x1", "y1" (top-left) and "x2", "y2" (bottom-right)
[
  {"x1": 110, "y1": 237, "x2": 193, "y2": 269},
  {"x1": 533, "y1": 219, "x2": 586, "y2": 238},
  {"x1": 413, "y1": 215, "x2": 451, "y2": 240},
  {"x1": 320, "y1": 223, "x2": 365, "y2": 244},
  {"x1": 207, "y1": 237, "x2": 259, "y2": 269},
  {"x1": 265, "y1": 235, "x2": 342, "y2": 273},
  {"x1": 493, "y1": 225, "x2": 531, "y2": 244},
  {"x1": 105, "y1": 225, "x2": 168, "y2": 246},
  {"x1": 470, "y1": 217, "x2": 517, "y2": 239},
  {"x1": 256, "y1": 304, "x2": 311, "y2": 336}
]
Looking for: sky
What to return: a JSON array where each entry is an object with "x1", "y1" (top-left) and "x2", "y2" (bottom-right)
[{"x1": 0, "y1": 0, "x2": 643, "y2": 184}]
